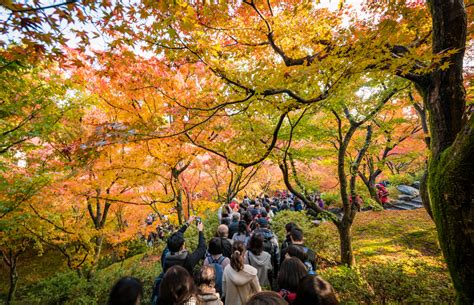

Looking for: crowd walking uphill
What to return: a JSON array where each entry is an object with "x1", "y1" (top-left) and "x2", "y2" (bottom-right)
[{"x1": 108, "y1": 193, "x2": 339, "y2": 305}]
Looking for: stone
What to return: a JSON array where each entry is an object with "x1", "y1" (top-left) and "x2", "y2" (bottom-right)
[{"x1": 397, "y1": 185, "x2": 420, "y2": 196}]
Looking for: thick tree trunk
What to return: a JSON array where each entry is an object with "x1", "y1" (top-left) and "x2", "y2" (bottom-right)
[
  {"x1": 428, "y1": 118, "x2": 474, "y2": 304},
  {"x1": 422, "y1": 1, "x2": 472, "y2": 303}
]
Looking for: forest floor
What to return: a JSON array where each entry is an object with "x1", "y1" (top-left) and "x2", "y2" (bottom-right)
[{"x1": 0, "y1": 209, "x2": 454, "y2": 304}]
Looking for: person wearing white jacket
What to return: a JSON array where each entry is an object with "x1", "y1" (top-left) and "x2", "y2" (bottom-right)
[{"x1": 222, "y1": 241, "x2": 261, "y2": 305}]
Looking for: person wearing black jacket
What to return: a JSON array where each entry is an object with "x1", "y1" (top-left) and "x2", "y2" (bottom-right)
[
  {"x1": 280, "y1": 228, "x2": 317, "y2": 273},
  {"x1": 280, "y1": 222, "x2": 298, "y2": 256},
  {"x1": 162, "y1": 216, "x2": 207, "y2": 274}
]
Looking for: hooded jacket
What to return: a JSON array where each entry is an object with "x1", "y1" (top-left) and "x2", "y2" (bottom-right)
[
  {"x1": 244, "y1": 250, "x2": 272, "y2": 287},
  {"x1": 197, "y1": 287, "x2": 223, "y2": 305},
  {"x1": 222, "y1": 264, "x2": 261, "y2": 305}
]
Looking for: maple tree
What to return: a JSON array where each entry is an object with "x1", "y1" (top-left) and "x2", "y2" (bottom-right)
[{"x1": 0, "y1": 0, "x2": 472, "y2": 302}]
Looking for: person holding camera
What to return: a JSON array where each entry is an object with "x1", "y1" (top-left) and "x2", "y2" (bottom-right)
[{"x1": 162, "y1": 215, "x2": 207, "y2": 274}]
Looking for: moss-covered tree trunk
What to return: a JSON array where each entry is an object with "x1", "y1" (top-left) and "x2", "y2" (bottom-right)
[{"x1": 419, "y1": 1, "x2": 473, "y2": 303}]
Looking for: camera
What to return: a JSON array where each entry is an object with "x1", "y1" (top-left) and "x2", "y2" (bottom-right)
[{"x1": 195, "y1": 217, "x2": 202, "y2": 225}]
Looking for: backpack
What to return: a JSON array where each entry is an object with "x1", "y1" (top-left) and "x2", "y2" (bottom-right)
[
  {"x1": 206, "y1": 255, "x2": 225, "y2": 295},
  {"x1": 151, "y1": 248, "x2": 171, "y2": 305},
  {"x1": 261, "y1": 233, "x2": 278, "y2": 289},
  {"x1": 302, "y1": 247, "x2": 316, "y2": 275}
]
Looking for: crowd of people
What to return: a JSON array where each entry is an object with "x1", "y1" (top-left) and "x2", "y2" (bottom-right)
[{"x1": 107, "y1": 194, "x2": 339, "y2": 305}]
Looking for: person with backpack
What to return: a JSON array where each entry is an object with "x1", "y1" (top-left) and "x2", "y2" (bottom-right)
[
  {"x1": 280, "y1": 228, "x2": 316, "y2": 275},
  {"x1": 222, "y1": 241, "x2": 261, "y2": 305},
  {"x1": 152, "y1": 216, "x2": 206, "y2": 305},
  {"x1": 204, "y1": 237, "x2": 230, "y2": 296},
  {"x1": 232, "y1": 220, "x2": 250, "y2": 246},
  {"x1": 277, "y1": 258, "x2": 308, "y2": 304},
  {"x1": 252, "y1": 218, "x2": 280, "y2": 289},
  {"x1": 195, "y1": 265, "x2": 224, "y2": 305},
  {"x1": 244, "y1": 233, "x2": 273, "y2": 288}
]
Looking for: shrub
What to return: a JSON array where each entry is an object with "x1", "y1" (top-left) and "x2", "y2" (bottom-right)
[
  {"x1": 321, "y1": 191, "x2": 340, "y2": 207},
  {"x1": 271, "y1": 210, "x2": 339, "y2": 263},
  {"x1": 320, "y1": 258, "x2": 455, "y2": 304},
  {"x1": 362, "y1": 257, "x2": 455, "y2": 304},
  {"x1": 319, "y1": 266, "x2": 374, "y2": 304},
  {"x1": 15, "y1": 252, "x2": 162, "y2": 305}
]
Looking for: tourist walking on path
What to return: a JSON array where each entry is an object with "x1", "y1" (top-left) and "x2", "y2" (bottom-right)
[
  {"x1": 222, "y1": 241, "x2": 261, "y2": 305},
  {"x1": 277, "y1": 258, "x2": 308, "y2": 304},
  {"x1": 156, "y1": 265, "x2": 198, "y2": 305},
  {"x1": 162, "y1": 216, "x2": 207, "y2": 274},
  {"x1": 195, "y1": 265, "x2": 224, "y2": 305},
  {"x1": 280, "y1": 228, "x2": 316, "y2": 274},
  {"x1": 232, "y1": 220, "x2": 251, "y2": 246},
  {"x1": 244, "y1": 233, "x2": 273, "y2": 288}
]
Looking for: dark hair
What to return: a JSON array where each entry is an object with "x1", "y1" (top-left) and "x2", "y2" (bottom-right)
[
  {"x1": 290, "y1": 228, "x2": 304, "y2": 242},
  {"x1": 238, "y1": 220, "x2": 249, "y2": 235},
  {"x1": 208, "y1": 237, "x2": 223, "y2": 255},
  {"x1": 285, "y1": 222, "x2": 298, "y2": 233},
  {"x1": 294, "y1": 275, "x2": 339, "y2": 305},
  {"x1": 243, "y1": 211, "x2": 253, "y2": 224},
  {"x1": 278, "y1": 257, "x2": 308, "y2": 292},
  {"x1": 248, "y1": 233, "x2": 264, "y2": 256},
  {"x1": 286, "y1": 245, "x2": 308, "y2": 264},
  {"x1": 108, "y1": 277, "x2": 143, "y2": 305},
  {"x1": 194, "y1": 265, "x2": 216, "y2": 289},
  {"x1": 230, "y1": 240, "x2": 245, "y2": 271},
  {"x1": 167, "y1": 232, "x2": 185, "y2": 253},
  {"x1": 157, "y1": 265, "x2": 196, "y2": 305},
  {"x1": 246, "y1": 291, "x2": 288, "y2": 305}
]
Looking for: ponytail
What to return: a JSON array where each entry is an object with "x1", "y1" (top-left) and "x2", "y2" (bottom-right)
[{"x1": 230, "y1": 241, "x2": 245, "y2": 271}]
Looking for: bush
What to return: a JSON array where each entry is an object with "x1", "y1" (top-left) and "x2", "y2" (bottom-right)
[
  {"x1": 387, "y1": 173, "x2": 417, "y2": 187},
  {"x1": 362, "y1": 258, "x2": 455, "y2": 304},
  {"x1": 320, "y1": 266, "x2": 374, "y2": 304},
  {"x1": 319, "y1": 258, "x2": 455, "y2": 304},
  {"x1": 15, "y1": 252, "x2": 162, "y2": 305},
  {"x1": 321, "y1": 191, "x2": 340, "y2": 207},
  {"x1": 271, "y1": 210, "x2": 339, "y2": 263}
]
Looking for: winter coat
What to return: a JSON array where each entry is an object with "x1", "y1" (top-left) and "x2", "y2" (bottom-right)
[
  {"x1": 197, "y1": 287, "x2": 223, "y2": 305},
  {"x1": 222, "y1": 264, "x2": 261, "y2": 305},
  {"x1": 162, "y1": 223, "x2": 207, "y2": 274},
  {"x1": 244, "y1": 250, "x2": 273, "y2": 287},
  {"x1": 252, "y1": 228, "x2": 280, "y2": 270}
]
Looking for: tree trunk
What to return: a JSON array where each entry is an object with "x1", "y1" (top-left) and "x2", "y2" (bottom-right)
[
  {"x1": 422, "y1": 1, "x2": 472, "y2": 303},
  {"x1": 93, "y1": 235, "x2": 104, "y2": 267},
  {"x1": 427, "y1": 118, "x2": 473, "y2": 304},
  {"x1": 337, "y1": 222, "x2": 355, "y2": 267},
  {"x1": 6, "y1": 254, "x2": 19, "y2": 305},
  {"x1": 176, "y1": 188, "x2": 183, "y2": 225}
]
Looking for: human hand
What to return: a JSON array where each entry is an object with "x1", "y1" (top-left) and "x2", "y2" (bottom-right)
[
  {"x1": 187, "y1": 215, "x2": 196, "y2": 225},
  {"x1": 197, "y1": 221, "x2": 204, "y2": 232}
]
